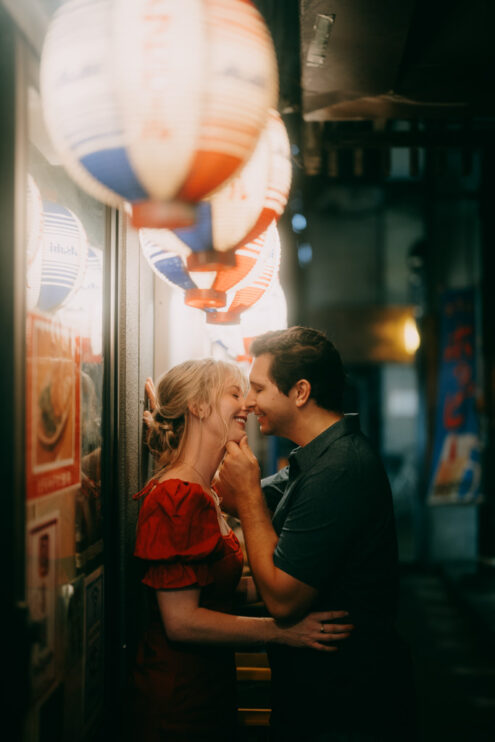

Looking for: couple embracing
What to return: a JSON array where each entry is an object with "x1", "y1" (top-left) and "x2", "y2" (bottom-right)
[{"x1": 129, "y1": 326, "x2": 416, "y2": 742}]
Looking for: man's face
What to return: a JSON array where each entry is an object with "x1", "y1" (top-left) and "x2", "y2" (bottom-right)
[{"x1": 245, "y1": 353, "x2": 295, "y2": 437}]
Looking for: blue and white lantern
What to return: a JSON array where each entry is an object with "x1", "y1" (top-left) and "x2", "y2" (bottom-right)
[
  {"x1": 140, "y1": 217, "x2": 278, "y2": 310},
  {"x1": 37, "y1": 201, "x2": 88, "y2": 313}
]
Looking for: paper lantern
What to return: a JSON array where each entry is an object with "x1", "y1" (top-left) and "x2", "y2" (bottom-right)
[
  {"x1": 26, "y1": 175, "x2": 44, "y2": 310},
  {"x1": 237, "y1": 109, "x2": 292, "y2": 246},
  {"x1": 205, "y1": 221, "x2": 281, "y2": 324},
  {"x1": 181, "y1": 108, "x2": 291, "y2": 271},
  {"x1": 37, "y1": 201, "x2": 88, "y2": 312},
  {"x1": 40, "y1": 0, "x2": 278, "y2": 226},
  {"x1": 140, "y1": 220, "x2": 276, "y2": 309}
]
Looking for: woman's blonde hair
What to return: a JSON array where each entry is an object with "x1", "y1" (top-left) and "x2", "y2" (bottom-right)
[{"x1": 146, "y1": 358, "x2": 247, "y2": 473}]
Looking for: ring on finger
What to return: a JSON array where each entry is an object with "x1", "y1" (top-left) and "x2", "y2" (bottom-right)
[{"x1": 320, "y1": 622, "x2": 325, "y2": 634}]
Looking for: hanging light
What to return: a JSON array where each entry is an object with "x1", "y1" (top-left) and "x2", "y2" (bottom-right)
[
  {"x1": 36, "y1": 201, "x2": 89, "y2": 313},
  {"x1": 183, "y1": 108, "x2": 292, "y2": 270},
  {"x1": 403, "y1": 316, "x2": 420, "y2": 354},
  {"x1": 140, "y1": 219, "x2": 277, "y2": 310},
  {"x1": 230, "y1": 109, "x2": 292, "y2": 249},
  {"x1": 205, "y1": 221, "x2": 281, "y2": 324},
  {"x1": 40, "y1": 0, "x2": 278, "y2": 228}
]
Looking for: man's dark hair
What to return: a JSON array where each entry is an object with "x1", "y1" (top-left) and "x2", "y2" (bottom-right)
[{"x1": 250, "y1": 326, "x2": 346, "y2": 412}]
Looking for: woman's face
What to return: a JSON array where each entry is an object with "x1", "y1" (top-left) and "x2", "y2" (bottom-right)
[{"x1": 210, "y1": 378, "x2": 248, "y2": 444}]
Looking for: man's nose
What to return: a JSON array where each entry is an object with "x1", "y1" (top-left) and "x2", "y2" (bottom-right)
[{"x1": 244, "y1": 389, "x2": 256, "y2": 409}]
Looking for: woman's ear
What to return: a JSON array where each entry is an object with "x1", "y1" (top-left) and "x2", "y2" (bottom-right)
[
  {"x1": 188, "y1": 401, "x2": 209, "y2": 419},
  {"x1": 188, "y1": 401, "x2": 200, "y2": 418}
]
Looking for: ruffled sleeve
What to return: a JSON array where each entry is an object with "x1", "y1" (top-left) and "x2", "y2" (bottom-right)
[{"x1": 133, "y1": 479, "x2": 224, "y2": 590}]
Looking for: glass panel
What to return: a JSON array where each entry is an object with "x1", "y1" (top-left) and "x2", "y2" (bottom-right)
[{"x1": 24, "y1": 65, "x2": 106, "y2": 739}]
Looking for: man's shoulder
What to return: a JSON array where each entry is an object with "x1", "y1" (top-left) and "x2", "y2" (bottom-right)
[
  {"x1": 298, "y1": 431, "x2": 390, "y2": 497},
  {"x1": 323, "y1": 427, "x2": 383, "y2": 468}
]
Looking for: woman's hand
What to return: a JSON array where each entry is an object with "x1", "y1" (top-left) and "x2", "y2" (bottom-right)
[
  {"x1": 275, "y1": 610, "x2": 354, "y2": 652},
  {"x1": 143, "y1": 376, "x2": 157, "y2": 428}
]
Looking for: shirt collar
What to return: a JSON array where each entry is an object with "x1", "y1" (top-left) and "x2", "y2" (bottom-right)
[{"x1": 288, "y1": 413, "x2": 361, "y2": 475}]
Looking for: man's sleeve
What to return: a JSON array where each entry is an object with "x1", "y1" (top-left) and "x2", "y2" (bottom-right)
[{"x1": 261, "y1": 466, "x2": 290, "y2": 515}]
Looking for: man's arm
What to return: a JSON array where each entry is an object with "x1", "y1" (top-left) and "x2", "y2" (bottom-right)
[{"x1": 218, "y1": 437, "x2": 317, "y2": 621}]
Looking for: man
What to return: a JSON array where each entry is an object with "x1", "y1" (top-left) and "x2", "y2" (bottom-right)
[{"x1": 218, "y1": 326, "x2": 416, "y2": 742}]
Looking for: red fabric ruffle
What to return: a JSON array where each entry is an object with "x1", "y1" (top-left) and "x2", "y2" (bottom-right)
[
  {"x1": 133, "y1": 479, "x2": 225, "y2": 589},
  {"x1": 141, "y1": 560, "x2": 214, "y2": 590}
]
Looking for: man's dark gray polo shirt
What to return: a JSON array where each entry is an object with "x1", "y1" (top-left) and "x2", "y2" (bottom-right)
[{"x1": 261, "y1": 414, "x2": 411, "y2": 736}]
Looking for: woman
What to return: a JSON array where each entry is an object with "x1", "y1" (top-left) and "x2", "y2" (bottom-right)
[{"x1": 129, "y1": 359, "x2": 352, "y2": 742}]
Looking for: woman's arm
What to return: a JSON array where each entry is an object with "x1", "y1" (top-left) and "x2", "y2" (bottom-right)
[{"x1": 156, "y1": 588, "x2": 353, "y2": 651}]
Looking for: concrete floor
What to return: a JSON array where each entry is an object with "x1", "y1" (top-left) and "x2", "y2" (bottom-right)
[{"x1": 397, "y1": 567, "x2": 495, "y2": 742}]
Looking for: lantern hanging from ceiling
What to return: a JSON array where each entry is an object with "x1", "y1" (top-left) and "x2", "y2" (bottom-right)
[
  {"x1": 205, "y1": 221, "x2": 281, "y2": 324},
  {"x1": 209, "y1": 109, "x2": 292, "y2": 261},
  {"x1": 36, "y1": 201, "x2": 89, "y2": 313},
  {"x1": 26, "y1": 175, "x2": 44, "y2": 310},
  {"x1": 40, "y1": 0, "x2": 278, "y2": 227},
  {"x1": 178, "y1": 108, "x2": 292, "y2": 271},
  {"x1": 140, "y1": 221, "x2": 276, "y2": 310}
]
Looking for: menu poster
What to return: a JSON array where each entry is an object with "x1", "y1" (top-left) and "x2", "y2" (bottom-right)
[
  {"x1": 27, "y1": 515, "x2": 59, "y2": 700},
  {"x1": 26, "y1": 313, "x2": 81, "y2": 499},
  {"x1": 428, "y1": 288, "x2": 482, "y2": 504}
]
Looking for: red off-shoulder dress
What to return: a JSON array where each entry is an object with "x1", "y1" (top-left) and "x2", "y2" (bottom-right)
[{"x1": 129, "y1": 479, "x2": 244, "y2": 742}]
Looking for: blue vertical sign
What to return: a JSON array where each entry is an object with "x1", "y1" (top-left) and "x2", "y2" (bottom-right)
[{"x1": 428, "y1": 288, "x2": 482, "y2": 504}]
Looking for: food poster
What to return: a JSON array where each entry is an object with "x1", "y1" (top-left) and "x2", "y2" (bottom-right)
[
  {"x1": 83, "y1": 567, "x2": 104, "y2": 728},
  {"x1": 27, "y1": 515, "x2": 59, "y2": 701},
  {"x1": 428, "y1": 288, "x2": 482, "y2": 503},
  {"x1": 26, "y1": 313, "x2": 81, "y2": 499}
]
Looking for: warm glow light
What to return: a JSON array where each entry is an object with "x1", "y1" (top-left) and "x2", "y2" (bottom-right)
[
  {"x1": 403, "y1": 317, "x2": 420, "y2": 354},
  {"x1": 40, "y1": 0, "x2": 278, "y2": 217}
]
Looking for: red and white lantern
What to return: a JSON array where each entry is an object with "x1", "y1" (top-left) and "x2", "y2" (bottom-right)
[
  {"x1": 140, "y1": 220, "x2": 277, "y2": 310},
  {"x1": 40, "y1": 0, "x2": 278, "y2": 227},
  {"x1": 222, "y1": 109, "x2": 292, "y2": 252},
  {"x1": 205, "y1": 221, "x2": 281, "y2": 324},
  {"x1": 186, "y1": 109, "x2": 292, "y2": 270}
]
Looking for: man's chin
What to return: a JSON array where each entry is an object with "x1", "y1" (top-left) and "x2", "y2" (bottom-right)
[{"x1": 258, "y1": 421, "x2": 272, "y2": 436}]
